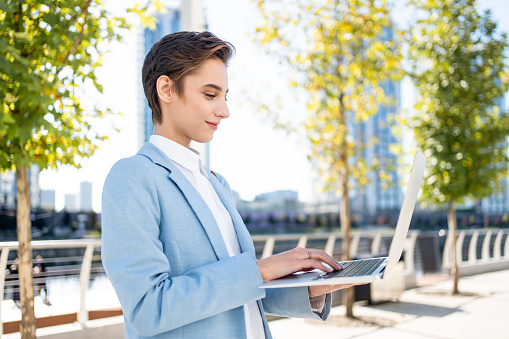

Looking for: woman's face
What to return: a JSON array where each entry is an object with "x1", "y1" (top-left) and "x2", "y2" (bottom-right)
[{"x1": 164, "y1": 58, "x2": 229, "y2": 147}]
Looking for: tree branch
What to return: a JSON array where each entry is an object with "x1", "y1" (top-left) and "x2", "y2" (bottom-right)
[{"x1": 54, "y1": 0, "x2": 93, "y2": 80}]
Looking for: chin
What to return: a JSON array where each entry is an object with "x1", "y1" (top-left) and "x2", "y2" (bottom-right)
[{"x1": 194, "y1": 135, "x2": 214, "y2": 144}]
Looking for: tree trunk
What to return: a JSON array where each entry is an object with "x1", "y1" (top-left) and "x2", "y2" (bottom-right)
[
  {"x1": 338, "y1": 98, "x2": 354, "y2": 318},
  {"x1": 16, "y1": 166, "x2": 36, "y2": 338},
  {"x1": 447, "y1": 200, "x2": 460, "y2": 295},
  {"x1": 339, "y1": 191, "x2": 352, "y2": 265},
  {"x1": 339, "y1": 189, "x2": 355, "y2": 318}
]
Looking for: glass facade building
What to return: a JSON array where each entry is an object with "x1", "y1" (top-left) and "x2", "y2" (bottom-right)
[
  {"x1": 350, "y1": 79, "x2": 402, "y2": 217},
  {"x1": 0, "y1": 165, "x2": 40, "y2": 210},
  {"x1": 480, "y1": 96, "x2": 509, "y2": 214},
  {"x1": 137, "y1": 9, "x2": 181, "y2": 149},
  {"x1": 349, "y1": 27, "x2": 403, "y2": 217},
  {"x1": 80, "y1": 181, "x2": 93, "y2": 212}
]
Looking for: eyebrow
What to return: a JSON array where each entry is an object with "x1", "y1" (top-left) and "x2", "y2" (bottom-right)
[{"x1": 202, "y1": 84, "x2": 229, "y2": 93}]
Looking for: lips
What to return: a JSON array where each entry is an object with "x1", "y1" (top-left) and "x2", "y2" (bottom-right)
[{"x1": 206, "y1": 121, "x2": 219, "y2": 130}]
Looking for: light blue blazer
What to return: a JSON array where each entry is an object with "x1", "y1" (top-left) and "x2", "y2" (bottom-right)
[{"x1": 101, "y1": 143, "x2": 331, "y2": 338}]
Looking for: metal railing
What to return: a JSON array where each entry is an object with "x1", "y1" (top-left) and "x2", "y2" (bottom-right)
[
  {"x1": 442, "y1": 228, "x2": 509, "y2": 275},
  {"x1": 0, "y1": 239, "x2": 101, "y2": 336},
  {"x1": 251, "y1": 231, "x2": 416, "y2": 259},
  {"x1": 1, "y1": 228, "x2": 508, "y2": 335},
  {"x1": 0, "y1": 233, "x2": 415, "y2": 335},
  {"x1": 252, "y1": 231, "x2": 422, "y2": 288}
]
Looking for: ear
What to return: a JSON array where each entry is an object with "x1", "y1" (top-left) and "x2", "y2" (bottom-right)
[{"x1": 156, "y1": 75, "x2": 174, "y2": 104}]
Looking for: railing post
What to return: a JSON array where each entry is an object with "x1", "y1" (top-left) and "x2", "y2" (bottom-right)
[
  {"x1": 78, "y1": 244, "x2": 95, "y2": 327},
  {"x1": 261, "y1": 237, "x2": 275, "y2": 259},
  {"x1": 350, "y1": 233, "x2": 361, "y2": 258},
  {"x1": 324, "y1": 235, "x2": 336, "y2": 257},
  {"x1": 505, "y1": 231, "x2": 509, "y2": 259},
  {"x1": 404, "y1": 232, "x2": 418, "y2": 273},
  {"x1": 482, "y1": 230, "x2": 492, "y2": 262},
  {"x1": 493, "y1": 231, "x2": 503, "y2": 260},
  {"x1": 442, "y1": 231, "x2": 451, "y2": 269},
  {"x1": 0, "y1": 248, "x2": 11, "y2": 336},
  {"x1": 371, "y1": 232, "x2": 382, "y2": 254},
  {"x1": 469, "y1": 231, "x2": 479, "y2": 264},
  {"x1": 456, "y1": 231, "x2": 466, "y2": 265},
  {"x1": 297, "y1": 236, "x2": 308, "y2": 249}
]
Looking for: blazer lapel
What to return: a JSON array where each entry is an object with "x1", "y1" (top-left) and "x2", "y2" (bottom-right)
[
  {"x1": 208, "y1": 174, "x2": 256, "y2": 258},
  {"x1": 137, "y1": 143, "x2": 230, "y2": 260}
]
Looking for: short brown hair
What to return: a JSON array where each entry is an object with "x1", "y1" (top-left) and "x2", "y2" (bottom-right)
[{"x1": 142, "y1": 31, "x2": 235, "y2": 125}]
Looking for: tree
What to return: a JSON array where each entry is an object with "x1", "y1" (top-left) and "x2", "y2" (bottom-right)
[
  {"x1": 0, "y1": 1, "x2": 161, "y2": 337},
  {"x1": 253, "y1": 0, "x2": 403, "y2": 317},
  {"x1": 407, "y1": 0, "x2": 509, "y2": 295}
]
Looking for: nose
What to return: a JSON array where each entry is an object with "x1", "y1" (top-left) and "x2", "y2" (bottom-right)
[{"x1": 216, "y1": 100, "x2": 230, "y2": 119}]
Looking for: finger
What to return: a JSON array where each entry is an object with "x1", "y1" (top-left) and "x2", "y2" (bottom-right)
[
  {"x1": 291, "y1": 257, "x2": 331, "y2": 273},
  {"x1": 341, "y1": 284, "x2": 356, "y2": 288},
  {"x1": 306, "y1": 250, "x2": 343, "y2": 270},
  {"x1": 325, "y1": 284, "x2": 356, "y2": 292},
  {"x1": 309, "y1": 283, "x2": 357, "y2": 297},
  {"x1": 300, "y1": 259, "x2": 334, "y2": 273},
  {"x1": 308, "y1": 250, "x2": 342, "y2": 268}
]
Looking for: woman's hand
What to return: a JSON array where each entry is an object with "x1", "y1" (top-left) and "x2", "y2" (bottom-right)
[
  {"x1": 308, "y1": 283, "x2": 364, "y2": 298},
  {"x1": 256, "y1": 247, "x2": 343, "y2": 282}
]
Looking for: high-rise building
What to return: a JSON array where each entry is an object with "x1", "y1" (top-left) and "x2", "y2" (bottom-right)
[
  {"x1": 0, "y1": 165, "x2": 40, "y2": 210},
  {"x1": 29, "y1": 165, "x2": 40, "y2": 208},
  {"x1": 348, "y1": 28, "x2": 403, "y2": 217},
  {"x1": 0, "y1": 170, "x2": 16, "y2": 209},
  {"x1": 40, "y1": 189, "x2": 56, "y2": 210},
  {"x1": 80, "y1": 181, "x2": 93, "y2": 212},
  {"x1": 137, "y1": 9, "x2": 181, "y2": 149},
  {"x1": 64, "y1": 194, "x2": 78, "y2": 212},
  {"x1": 254, "y1": 190, "x2": 300, "y2": 212},
  {"x1": 480, "y1": 96, "x2": 509, "y2": 214},
  {"x1": 351, "y1": 80, "x2": 402, "y2": 216}
]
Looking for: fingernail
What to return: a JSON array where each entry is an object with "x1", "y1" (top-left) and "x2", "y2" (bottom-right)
[{"x1": 336, "y1": 262, "x2": 343, "y2": 270}]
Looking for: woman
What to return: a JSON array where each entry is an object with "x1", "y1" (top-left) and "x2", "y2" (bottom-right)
[{"x1": 101, "y1": 31, "x2": 356, "y2": 339}]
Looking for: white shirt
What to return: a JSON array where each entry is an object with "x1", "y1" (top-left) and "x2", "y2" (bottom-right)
[{"x1": 149, "y1": 135, "x2": 265, "y2": 339}]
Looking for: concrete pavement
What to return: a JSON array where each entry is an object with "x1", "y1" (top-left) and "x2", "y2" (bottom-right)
[
  {"x1": 268, "y1": 269, "x2": 509, "y2": 339},
  {"x1": 3, "y1": 270, "x2": 508, "y2": 338}
]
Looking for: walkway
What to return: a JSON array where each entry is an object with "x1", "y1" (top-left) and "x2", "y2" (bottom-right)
[
  {"x1": 2, "y1": 270, "x2": 508, "y2": 338},
  {"x1": 269, "y1": 269, "x2": 509, "y2": 339}
]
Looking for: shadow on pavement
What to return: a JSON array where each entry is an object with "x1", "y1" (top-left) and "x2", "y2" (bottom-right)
[{"x1": 366, "y1": 301, "x2": 461, "y2": 317}]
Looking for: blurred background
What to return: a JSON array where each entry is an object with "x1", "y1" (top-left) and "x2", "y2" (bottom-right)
[{"x1": 1, "y1": 0, "x2": 508, "y2": 239}]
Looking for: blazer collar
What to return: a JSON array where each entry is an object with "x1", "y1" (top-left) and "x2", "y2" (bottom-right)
[
  {"x1": 137, "y1": 143, "x2": 231, "y2": 260},
  {"x1": 137, "y1": 142, "x2": 177, "y2": 173},
  {"x1": 137, "y1": 142, "x2": 256, "y2": 259}
]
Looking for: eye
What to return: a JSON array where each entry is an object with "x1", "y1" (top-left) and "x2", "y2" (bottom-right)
[{"x1": 205, "y1": 93, "x2": 216, "y2": 99}]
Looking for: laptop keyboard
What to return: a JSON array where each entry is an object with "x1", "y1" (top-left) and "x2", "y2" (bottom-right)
[{"x1": 313, "y1": 258, "x2": 385, "y2": 280}]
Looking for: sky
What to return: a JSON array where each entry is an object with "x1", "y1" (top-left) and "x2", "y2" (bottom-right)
[{"x1": 38, "y1": 0, "x2": 509, "y2": 212}]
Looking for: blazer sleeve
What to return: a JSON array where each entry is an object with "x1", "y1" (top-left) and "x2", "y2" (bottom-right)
[
  {"x1": 262, "y1": 287, "x2": 332, "y2": 320},
  {"x1": 211, "y1": 170, "x2": 332, "y2": 321},
  {"x1": 101, "y1": 157, "x2": 266, "y2": 337}
]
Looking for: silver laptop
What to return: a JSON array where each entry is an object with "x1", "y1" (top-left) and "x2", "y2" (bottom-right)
[{"x1": 261, "y1": 151, "x2": 425, "y2": 288}]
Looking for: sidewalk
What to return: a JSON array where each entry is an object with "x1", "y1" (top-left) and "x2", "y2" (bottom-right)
[
  {"x1": 268, "y1": 269, "x2": 509, "y2": 339},
  {"x1": 2, "y1": 270, "x2": 508, "y2": 338}
]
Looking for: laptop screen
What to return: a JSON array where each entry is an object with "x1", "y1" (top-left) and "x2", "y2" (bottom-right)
[{"x1": 384, "y1": 151, "x2": 425, "y2": 275}]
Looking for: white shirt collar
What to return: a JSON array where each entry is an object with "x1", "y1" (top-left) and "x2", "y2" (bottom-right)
[{"x1": 149, "y1": 135, "x2": 209, "y2": 178}]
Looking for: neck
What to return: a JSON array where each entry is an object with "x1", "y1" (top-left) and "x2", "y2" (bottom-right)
[{"x1": 153, "y1": 125, "x2": 191, "y2": 148}]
